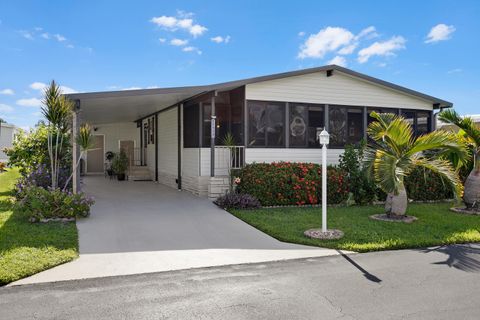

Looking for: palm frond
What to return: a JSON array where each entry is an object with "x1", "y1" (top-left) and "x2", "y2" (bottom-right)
[
  {"x1": 411, "y1": 156, "x2": 464, "y2": 198},
  {"x1": 77, "y1": 123, "x2": 94, "y2": 151},
  {"x1": 367, "y1": 112, "x2": 414, "y2": 157},
  {"x1": 407, "y1": 130, "x2": 469, "y2": 164},
  {"x1": 372, "y1": 149, "x2": 406, "y2": 194},
  {"x1": 439, "y1": 109, "x2": 480, "y2": 147}
]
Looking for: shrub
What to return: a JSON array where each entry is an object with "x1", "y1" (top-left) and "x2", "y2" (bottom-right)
[
  {"x1": 0, "y1": 162, "x2": 6, "y2": 172},
  {"x1": 14, "y1": 164, "x2": 71, "y2": 198},
  {"x1": 404, "y1": 166, "x2": 455, "y2": 201},
  {"x1": 237, "y1": 162, "x2": 349, "y2": 206},
  {"x1": 5, "y1": 125, "x2": 71, "y2": 176},
  {"x1": 214, "y1": 191, "x2": 261, "y2": 210},
  {"x1": 16, "y1": 186, "x2": 95, "y2": 222},
  {"x1": 339, "y1": 142, "x2": 379, "y2": 205}
]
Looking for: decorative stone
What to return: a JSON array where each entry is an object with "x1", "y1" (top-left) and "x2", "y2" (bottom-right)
[
  {"x1": 450, "y1": 207, "x2": 480, "y2": 215},
  {"x1": 369, "y1": 214, "x2": 418, "y2": 223},
  {"x1": 304, "y1": 229, "x2": 344, "y2": 240}
]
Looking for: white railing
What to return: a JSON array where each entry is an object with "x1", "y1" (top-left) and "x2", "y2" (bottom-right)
[{"x1": 214, "y1": 146, "x2": 245, "y2": 176}]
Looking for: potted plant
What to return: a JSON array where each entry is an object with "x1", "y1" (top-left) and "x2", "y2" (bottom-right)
[{"x1": 112, "y1": 150, "x2": 129, "y2": 181}]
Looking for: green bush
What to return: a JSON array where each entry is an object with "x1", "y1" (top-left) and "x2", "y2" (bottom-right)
[
  {"x1": 404, "y1": 167, "x2": 455, "y2": 201},
  {"x1": 339, "y1": 142, "x2": 380, "y2": 205},
  {"x1": 5, "y1": 124, "x2": 71, "y2": 175},
  {"x1": 237, "y1": 162, "x2": 349, "y2": 206},
  {"x1": 16, "y1": 186, "x2": 95, "y2": 222}
]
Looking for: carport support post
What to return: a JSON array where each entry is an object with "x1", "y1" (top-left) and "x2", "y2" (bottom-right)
[
  {"x1": 72, "y1": 102, "x2": 80, "y2": 194},
  {"x1": 210, "y1": 92, "x2": 217, "y2": 177}
]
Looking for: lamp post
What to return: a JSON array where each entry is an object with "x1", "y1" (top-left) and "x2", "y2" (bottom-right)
[
  {"x1": 303, "y1": 128, "x2": 343, "y2": 240},
  {"x1": 319, "y1": 129, "x2": 329, "y2": 232}
]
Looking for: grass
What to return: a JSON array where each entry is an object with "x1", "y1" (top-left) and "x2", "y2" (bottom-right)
[
  {"x1": 230, "y1": 203, "x2": 480, "y2": 252},
  {"x1": 0, "y1": 168, "x2": 78, "y2": 285}
]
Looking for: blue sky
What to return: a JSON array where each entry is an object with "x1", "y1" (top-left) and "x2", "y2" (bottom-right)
[{"x1": 1, "y1": 0, "x2": 479, "y2": 129}]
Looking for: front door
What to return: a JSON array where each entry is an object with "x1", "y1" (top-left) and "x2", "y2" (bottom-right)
[
  {"x1": 87, "y1": 135, "x2": 104, "y2": 173},
  {"x1": 120, "y1": 140, "x2": 135, "y2": 167}
]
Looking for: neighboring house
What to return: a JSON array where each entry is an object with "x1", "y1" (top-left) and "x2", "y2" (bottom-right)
[
  {"x1": 437, "y1": 114, "x2": 480, "y2": 131},
  {"x1": 66, "y1": 65, "x2": 452, "y2": 198},
  {"x1": 0, "y1": 123, "x2": 20, "y2": 163}
]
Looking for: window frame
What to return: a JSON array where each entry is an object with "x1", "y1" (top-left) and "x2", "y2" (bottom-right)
[{"x1": 247, "y1": 100, "x2": 286, "y2": 148}]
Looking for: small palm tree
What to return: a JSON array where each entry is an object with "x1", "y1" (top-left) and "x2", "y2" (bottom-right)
[
  {"x1": 365, "y1": 112, "x2": 467, "y2": 218},
  {"x1": 439, "y1": 109, "x2": 480, "y2": 208},
  {"x1": 62, "y1": 123, "x2": 94, "y2": 191},
  {"x1": 41, "y1": 80, "x2": 73, "y2": 189}
]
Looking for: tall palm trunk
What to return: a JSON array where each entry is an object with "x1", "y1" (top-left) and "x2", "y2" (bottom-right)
[
  {"x1": 464, "y1": 152, "x2": 480, "y2": 208},
  {"x1": 385, "y1": 183, "x2": 408, "y2": 217}
]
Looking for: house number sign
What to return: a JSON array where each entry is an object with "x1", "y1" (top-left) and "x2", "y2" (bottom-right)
[{"x1": 211, "y1": 116, "x2": 216, "y2": 139}]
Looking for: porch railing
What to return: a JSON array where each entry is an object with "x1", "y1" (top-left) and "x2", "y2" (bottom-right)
[{"x1": 214, "y1": 146, "x2": 245, "y2": 176}]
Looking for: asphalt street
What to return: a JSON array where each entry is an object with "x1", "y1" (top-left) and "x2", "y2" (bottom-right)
[{"x1": 1, "y1": 243, "x2": 479, "y2": 320}]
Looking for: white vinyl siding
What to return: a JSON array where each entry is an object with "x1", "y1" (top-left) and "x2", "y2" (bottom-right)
[
  {"x1": 245, "y1": 148, "x2": 344, "y2": 165},
  {"x1": 158, "y1": 108, "x2": 178, "y2": 186},
  {"x1": 182, "y1": 148, "x2": 200, "y2": 176},
  {"x1": 90, "y1": 122, "x2": 138, "y2": 155},
  {"x1": 246, "y1": 70, "x2": 433, "y2": 110}
]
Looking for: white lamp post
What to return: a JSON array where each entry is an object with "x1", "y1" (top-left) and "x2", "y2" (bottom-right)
[
  {"x1": 319, "y1": 129, "x2": 330, "y2": 233},
  {"x1": 304, "y1": 128, "x2": 343, "y2": 240}
]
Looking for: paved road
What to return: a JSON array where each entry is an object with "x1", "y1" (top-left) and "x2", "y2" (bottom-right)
[{"x1": 1, "y1": 244, "x2": 479, "y2": 320}]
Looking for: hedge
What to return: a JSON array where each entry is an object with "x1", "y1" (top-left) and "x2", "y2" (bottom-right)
[
  {"x1": 236, "y1": 162, "x2": 349, "y2": 206},
  {"x1": 404, "y1": 166, "x2": 454, "y2": 201},
  {"x1": 236, "y1": 162, "x2": 455, "y2": 207}
]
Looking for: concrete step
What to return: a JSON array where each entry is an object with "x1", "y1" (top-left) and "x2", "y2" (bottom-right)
[{"x1": 128, "y1": 166, "x2": 152, "y2": 181}]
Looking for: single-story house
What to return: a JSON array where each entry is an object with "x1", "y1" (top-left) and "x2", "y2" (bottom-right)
[
  {"x1": 0, "y1": 123, "x2": 20, "y2": 163},
  {"x1": 66, "y1": 65, "x2": 452, "y2": 199}
]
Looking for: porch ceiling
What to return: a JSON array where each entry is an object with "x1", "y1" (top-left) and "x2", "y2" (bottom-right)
[{"x1": 67, "y1": 87, "x2": 208, "y2": 124}]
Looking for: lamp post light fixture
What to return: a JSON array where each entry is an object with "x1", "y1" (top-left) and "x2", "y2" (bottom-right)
[{"x1": 304, "y1": 128, "x2": 344, "y2": 240}]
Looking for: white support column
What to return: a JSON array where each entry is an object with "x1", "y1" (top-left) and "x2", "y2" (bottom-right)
[
  {"x1": 72, "y1": 110, "x2": 79, "y2": 194},
  {"x1": 322, "y1": 143, "x2": 327, "y2": 232}
]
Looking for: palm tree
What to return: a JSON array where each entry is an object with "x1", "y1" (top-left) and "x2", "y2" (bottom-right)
[
  {"x1": 365, "y1": 112, "x2": 467, "y2": 218},
  {"x1": 41, "y1": 81, "x2": 72, "y2": 189},
  {"x1": 62, "y1": 123, "x2": 94, "y2": 191},
  {"x1": 439, "y1": 109, "x2": 480, "y2": 209}
]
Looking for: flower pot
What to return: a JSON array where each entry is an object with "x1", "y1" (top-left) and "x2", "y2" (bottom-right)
[{"x1": 117, "y1": 173, "x2": 126, "y2": 181}]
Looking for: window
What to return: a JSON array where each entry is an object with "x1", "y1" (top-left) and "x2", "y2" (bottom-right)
[
  {"x1": 401, "y1": 111, "x2": 416, "y2": 131},
  {"x1": 416, "y1": 111, "x2": 431, "y2": 135},
  {"x1": 289, "y1": 104, "x2": 324, "y2": 148},
  {"x1": 347, "y1": 108, "x2": 363, "y2": 144},
  {"x1": 329, "y1": 106, "x2": 348, "y2": 147},
  {"x1": 248, "y1": 101, "x2": 285, "y2": 147},
  {"x1": 329, "y1": 106, "x2": 365, "y2": 147},
  {"x1": 183, "y1": 103, "x2": 200, "y2": 147}
]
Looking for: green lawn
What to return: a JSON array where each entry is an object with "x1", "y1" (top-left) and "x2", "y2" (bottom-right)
[
  {"x1": 0, "y1": 168, "x2": 78, "y2": 285},
  {"x1": 231, "y1": 203, "x2": 480, "y2": 252}
]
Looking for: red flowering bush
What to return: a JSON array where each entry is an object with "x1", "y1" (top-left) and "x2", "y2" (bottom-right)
[
  {"x1": 236, "y1": 162, "x2": 349, "y2": 206},
  {"x1": 404, "y1": 166, "x2": 454, "y2": 201}
]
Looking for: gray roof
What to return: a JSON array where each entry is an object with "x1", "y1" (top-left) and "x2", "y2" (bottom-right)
[{"x1": 66, "y1": 64, "x2": 452, "y2": 108}]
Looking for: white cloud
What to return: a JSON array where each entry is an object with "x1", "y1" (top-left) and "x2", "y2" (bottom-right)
[
  {"x1": 425, "y1": 24, "x2": 455, "y2": 43},
  {"x1": 150, "y1": 14, "x2": 208, "y2": 37},
  {"x1": 182, "y1": 46, "x2": 202, "y2": 54},
  {"x1": 121, "y1": 87, "x2": 143, "y2": 91},
  {"x1": 355, "y1": 26, "x2": 378, "y2": 40},
  {"x1": 170, "y1": 38, "x2": 188, "y2": 46},
  {"x1": 210, "y1": 35, "x2": 231, "y2": 43},
  {"x1": 298, "y1": 31, "x2": 305, "y2": 37},
  {"x1": 20, "y1": 30, "x2": 34, "y2": 40},
  {"x1": 53, "y1": 34, "x2": 66, "y2": 42},
  {"x1": 328, "y1": 56, "x2": 347, "y2": 67},
  {"x1": 337, "y1": 44, "x2": 357, "y2": 55},
  {"x1": 447, "y1": 68, "x2": 462, "y2": 74},
  {"x1": 357, "y1": 36, "x2": 406, "y2": 63},
  {"x1": 0, "y1": 104, "x2": 14, "y2": 113},
  {"x1": 298, "y1": 27, "x2": 354, "y2": 59},
  {"x1": 30, "y1": 82, "x2": 47, "y2": 90},
  {"x1": 29, "y1": 82, "x2": 77, "y2": 94},
  {"x1": 66, "y1": 44, "x2": 74, "y2": 49},
  {"x1": 159, "y1": 38, "x2": 166, "y2": 43},
  {"x1": 0, "y1": 89, "x2": 14, "y2": 95},
  {"x1": 41, "y1": 33, "x2": 50, "y2": 39},
  {"x1": 17, "y1": 98, "x2": 43, "y2": 107}
]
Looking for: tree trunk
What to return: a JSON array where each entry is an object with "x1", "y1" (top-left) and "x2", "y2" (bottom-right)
[
  {"x1": 385, "y1": 184, "x2": 408, "y2": 217},
  {"x1": 464, "y1": 169, "x2": 480, "y2": 209}
]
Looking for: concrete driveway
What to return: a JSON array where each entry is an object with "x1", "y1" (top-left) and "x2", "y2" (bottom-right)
[
  {"x1": 11, "y1": 176, "x2": 341, "y2": 285},
  {"x1": 78, "y1": 176, "x2": 314, "y2": 253}
]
